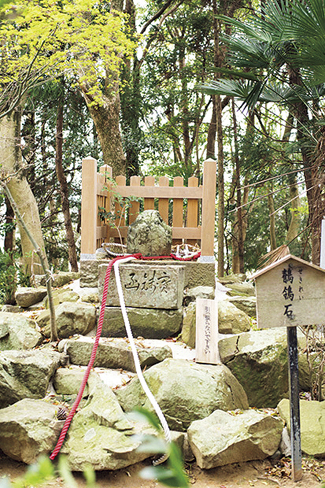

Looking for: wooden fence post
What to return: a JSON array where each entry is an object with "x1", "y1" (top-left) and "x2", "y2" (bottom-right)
[
  {"x1": 173, "y1": 176, "x2": 184, "y2": 245},
  {"x1": 144, "y1": 176, "x2": 155, "y2": 210},
  {"x1": 158, "y1": 176, "x2": 169, "y2": 224},
  {"x1": 200, "y1": 159, "x2": 216, "y2": 260},
  {"x1": 81, "y1": 156, "x2": 97, "y2": 259},
  {"x1": 129, "y1": 176, "x2": 141, "y2": 224}
]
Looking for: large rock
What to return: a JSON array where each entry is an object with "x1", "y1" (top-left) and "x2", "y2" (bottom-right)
[
  {"x1": 34, "y1": 272, "x2": 79, "y2": 288},
  {"x1": 218, "y1": 274, "x2": 246, "y2": 285},
  {"x1": 53, "y1": 367, "x2": 96, "y2": 397},
  {"x1": 228, "y1": 296, "x2": 257, "y2": 318},
  {"x1": 15, "y1": 287, "x2": 47, "y2": 308},
  {"x1": 181, "y1": 302, "x2": 196, "y2": 348},
  {"x1": 115, "y1": 358, "x2": 249, "y2": 431},
  {"x1": 38, "y1": 302, "x2": 96, "y2": 338},
  {"x1": 0, "y1": 312, "x2": 42, "y2": 350},
  {"x1": 219, "y1": 328, "x2": 305, "y2": 408},
  {"x1": 188, "y1": 409, "x2": 283, "y2": 469},
  {"x1": 277, "y1": 399, "x2": 325, "y2": 457},
  {"x1": 58, "y1": 337, "x2": 172, "y2": 373},
  {"x1": 218, "y1": 300, "x2": 251, "y2": 334},
  {"x1": 80, "y1": 259, "x2": 107, "y2": 288},
  {"x1": 61, "y1": 375, "x2": 155, "y2": 471},
  {"x1": 183, "y1": 286, "x2": 215, "y2": 306},
  {"x1": 102, "y1": 307, "x2": 182, "y2": 339},
  {"x1": 225, "y1": 281, "x2": 255, "y2": 297},
  {"x1": 0, "y1": 349, "x2": 63, "y2": 408},
  {"x1": 98, "y1": 263, "x2": 185, "y2": 309},
  {"x1": 44, "y1": 288, "x2": 79, "y2": 308},
  {"x1": 127, "y1": 210, "x2": 172, "y2": 257},
  {"x1": 0, "y1": 399, "x2": 62, "y2": 463}
]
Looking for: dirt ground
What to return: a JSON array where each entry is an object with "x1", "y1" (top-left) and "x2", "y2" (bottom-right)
[{"x1": 1, "y1": 452, "x2": 325, "y2": 488}]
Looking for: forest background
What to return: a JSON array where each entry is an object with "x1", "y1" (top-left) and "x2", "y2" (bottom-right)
[{"x1": 0, "y1": 0, "x2": 324, "y2": 304}]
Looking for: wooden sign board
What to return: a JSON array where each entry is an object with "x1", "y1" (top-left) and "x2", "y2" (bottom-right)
[
  {"x1": 195, "y1": 298, "x2": 219, "y2": 364},
  {"x1": 252, "y1": 255, "x2": 325, "y2": 329}
]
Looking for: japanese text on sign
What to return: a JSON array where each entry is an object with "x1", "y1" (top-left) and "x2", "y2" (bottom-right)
[
  {"x1": 124, "y1": 270, "x2": 172, "y2": 294},
  {"x1": 282, "y1": 264, "x2": 304, "y2": 321},
  {"x1": 203, "y1": 305, "x2": 211, "y2": 354}
]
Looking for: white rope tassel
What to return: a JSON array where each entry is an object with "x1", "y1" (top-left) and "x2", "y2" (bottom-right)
[{"x1": 114, "y1": 257, "x2": 172, "y2": 447}]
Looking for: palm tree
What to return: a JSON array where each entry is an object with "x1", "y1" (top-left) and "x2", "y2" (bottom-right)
[{"x1": 197, "y1": 0, "x2": 325, "y2": 265}]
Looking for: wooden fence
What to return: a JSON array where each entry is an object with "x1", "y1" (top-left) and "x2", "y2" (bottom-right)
[{"x1": 80, "y1": 157, "x2": 216, "y2": 259}]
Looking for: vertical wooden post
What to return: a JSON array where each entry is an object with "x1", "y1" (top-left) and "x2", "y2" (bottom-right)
[
  {"x1": 81, "y1": 157, "x2": 97, "y2": 258},
  {"x1": 115, "y1": 175, "x2": 126, "y2": 243},
  {"x1": 129, "y1": 176, "x2": 141, "y2": 224},
  {"x1": 100, "y1": 165, "x2": 112, "y2": 243},
  {"x1": 144, "y1": 176, "x2": 155, "y2": 210},
  {"x1": 187, "y1": 176, "x2": 199, "y2": 245},
  {"x1": 321, "y1": 217, "x2": 325, "y2": 269},
  {"x1": 172, "y1": 176, "x2": 184, "y2": 245},
  {"x1": 158, "y1": 176, "x2": 169, "y2": 224},
  {"x1": 200, "y1": 159, "x2": 216, "y2": 259},
  {"x1": 287, "y1": 326, "x2": 302, "y2": 482}
]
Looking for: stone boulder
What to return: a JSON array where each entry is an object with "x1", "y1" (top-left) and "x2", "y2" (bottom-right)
[
  {"x1": 218, "y1": 300, "x2": 251, "y2": 334},
  {"x1": 34, "y1": 272, "x2": 79, "y2": 288},
  {"x1": 219, "y1": 328, "x2": 305, "y2": 408},
  {"x1": 115, "y1": 358, "x2": 249, "y2": 431},
  {"x1": 218, "y1": 274, "x2": 246, "y2": 285},
  {"x1": 61, "y1": 375, "x2": 155, "y2": 471},
  {"x1": 183, "y1": 286, "x2": 215, "y2": 306},
  {"x1": 0, "y1": 349, "x2": 63, "y2": 408},
  {"x1": 188, "y1": 409, "x2": 283, "y2": 469},
  {"x1": 58, "y1": 337, "x2": 172, "y2": 373},
  {"x1": 15, "y1": 287, "x2": 47, "y2": 308},
  {"x1": 181, "y1": 302, "x2": 196, "y2": 348},
  {"x1": 44, "y1": 288, "x2": 79, "y2": 308},
  {"x1": 102, "y1": 307, "x2": 182, "y2": 339},
  {"x1": 228, "y1": 296, "x2": 257, "y2": 318},
  {"x1": 277, "y1": 399, "x2": 325, "y2": 457},
  {"x1": 53, "y1": 367, "x2": 97, "y2": 397},
  {"x1": 38, "y1": 302, "x2": 96, "y2": 338},
  {"x1": 127, "y1": 210, "x2": 172, "y2": 256},
  {"x1": 0, "y1": 399, "x2": 62, "y2": 463},
  {"x1": 0, "y1": 312, "x2": 42, "y2": 350},
  {"x1": 225, "y1": 281, "x2": 255, "y2": 297}
]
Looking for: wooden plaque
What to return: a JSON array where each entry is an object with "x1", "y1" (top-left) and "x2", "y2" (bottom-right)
[
  {"x1": 195, "y1": 298, "x2": 219, "y2": 364},
  {"x1": 253, "y1": 255, "x2": 325, "y2": 328}
]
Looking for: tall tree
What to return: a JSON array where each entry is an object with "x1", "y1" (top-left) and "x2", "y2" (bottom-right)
[{"x1": 198, "y1": 0, "x2": 325, "y2": 264}]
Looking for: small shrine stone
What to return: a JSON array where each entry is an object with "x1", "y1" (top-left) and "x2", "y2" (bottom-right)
[{"x1": 127, "y1": 210, "x2": 172, "y2": 257}]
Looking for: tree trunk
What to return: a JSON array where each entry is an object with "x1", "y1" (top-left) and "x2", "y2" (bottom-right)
[
  {"x1": 0, "y1": 109, "x2": 48, "y2": 275},
  {"x1": 232, "y1": 98, "x2": 244, "y2": 273},
  {"x1": 81, "y1": 0, "x2": 126, "y2": 177},
  {"x1": 4, "y1": 196, "x2": 15, "y2": 253},
  {"x1": 82, "y1": 87, "x2": 126, "y2": 177},
  {"x1": 286, "y1": 174, "x2": 301, "y2": 244},
  {"x1": 55, "y1": 98, "x2": 78, "y2": 272},
  {"x1": 268, "y1": 187, "x2": 277, "y2": 251},
  {"x1": 206, "y1": 96, "x2": 216, "y2": 159},
  {"x1": 217, "y1": 94, "x2": 224, "y2": 277}
]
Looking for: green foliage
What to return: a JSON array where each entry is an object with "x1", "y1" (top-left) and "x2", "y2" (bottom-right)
[
  {"x1": 0, "y1": 250, "x2": 18, "y2": 304},
  {"x1": 0, "y1": 410, "x2": 189, "y2": 488},
  {"x1": 0, "y1": 455, "x2": 97, "y2": 488},
  {"x1": 0, "y1": 0, "x2": 137, "y2": 104},
  {"x1": 129, "y1": 408, "x2": 189, "y2": 488}
]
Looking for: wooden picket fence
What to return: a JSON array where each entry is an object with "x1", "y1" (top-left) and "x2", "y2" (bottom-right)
[{"x1": 80, "y1": 157, "x2": 216, "y2": 259}]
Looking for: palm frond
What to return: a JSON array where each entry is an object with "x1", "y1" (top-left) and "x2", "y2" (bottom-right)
[
  {"x1": 257, "y1": 244, "x2": 290, "y2": 270},
  {"x1": 195, "y1": 79, "x2": 253, "y2": 99}
]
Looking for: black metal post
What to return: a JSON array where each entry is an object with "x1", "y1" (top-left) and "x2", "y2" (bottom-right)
[{"x1": 287, "y1": 326, "x2": 302, "y2": 482}]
